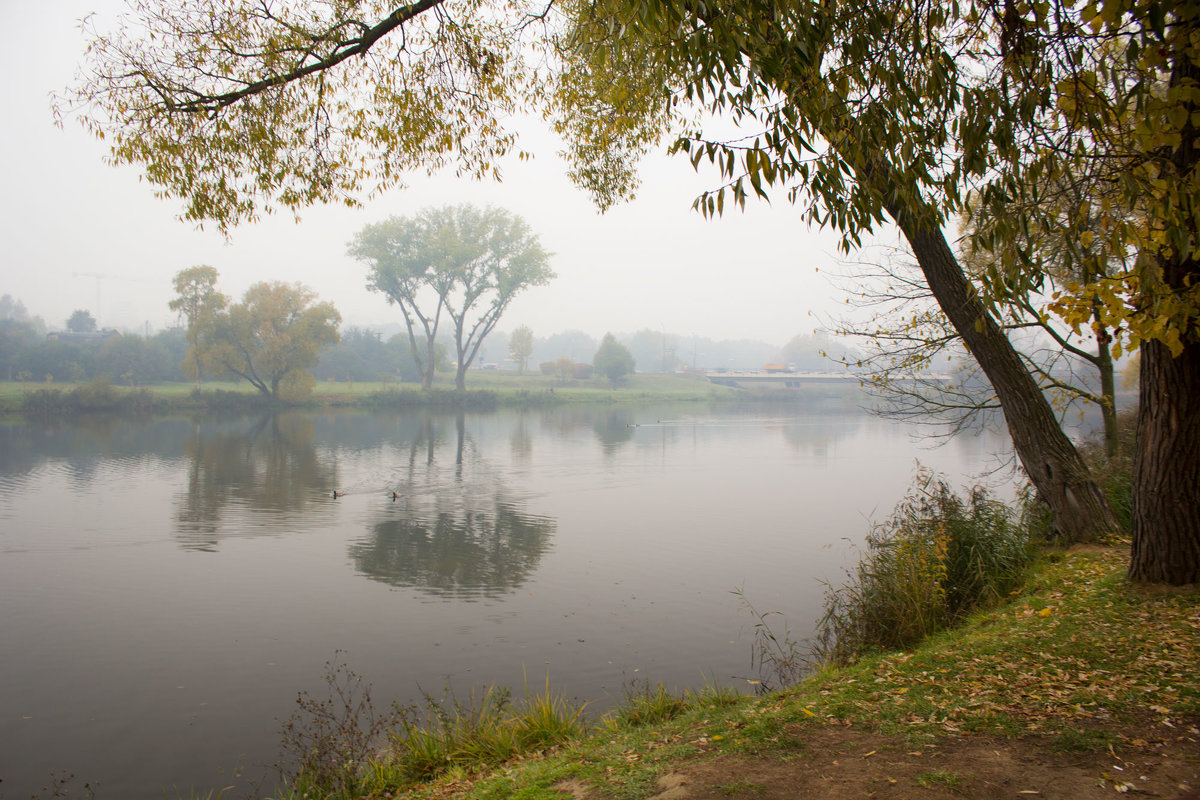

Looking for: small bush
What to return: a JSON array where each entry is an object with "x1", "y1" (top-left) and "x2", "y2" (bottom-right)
[
  {"x1": 819, "y1": 469, "x2": 1034, "y2": 662},
  {"x1": 21, "y1": 388, "x2": 71, "y2": 415},
  {"x1": 687, "y1": 684, "x2": 743, "y2": 709},
  {"x1": 277, "y1": 655, "x2": 402, "y2": 797}
]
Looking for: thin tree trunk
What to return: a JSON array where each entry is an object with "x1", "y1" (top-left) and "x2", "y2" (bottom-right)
[
  {"x1": 1095, "y1": 324, "x2": 1119, "y2": 460},
  {"x1": 886, "y1": 196, "x2": 1120, "y2": 542},
  {"x1": 420, "y1": 335, "x2": 437, "y2": 390}
]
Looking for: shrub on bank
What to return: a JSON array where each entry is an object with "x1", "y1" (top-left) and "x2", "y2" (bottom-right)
[
  {"x1": 20, "y1": 379, "x2": 160, "y2": 415},
  {"x1": 819, "y1": 469, "x2": 1035, "y2": 663}
]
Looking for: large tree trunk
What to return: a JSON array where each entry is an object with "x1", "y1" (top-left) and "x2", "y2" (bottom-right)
[
  {"x1": 886, "y1": 196, "x2": 1120, "y2": 542},
  {"x1": 1128, "y1": 14, "x2": 1200, "y2": 584},
  {"x1": 1129, "y1": 336, "x2": 1200, "y2": 583}
]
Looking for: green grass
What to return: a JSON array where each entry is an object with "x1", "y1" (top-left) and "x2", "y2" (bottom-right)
[
  {"x1": 915, "y1": 769, "x2": 961, "y2": 790},
  {"x1": 1047, "y1": 726, "x2": 1118, "y2": 753},
  {"x1": 788, "y1": 549, "x2": 1199, "y2": 741}
]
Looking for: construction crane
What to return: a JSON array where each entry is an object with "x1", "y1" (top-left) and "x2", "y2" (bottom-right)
[
  {"x1": 72, "y1": 272, "x2": 107, "y2": 324},
  {"x1": 72, "y1": 271, "x2": 155, "y2": 326}
]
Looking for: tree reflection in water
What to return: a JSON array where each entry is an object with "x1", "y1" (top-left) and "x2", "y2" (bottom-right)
[
  {"x1": 351, "y1": 412, "x2": 554, "y2": 599},
  {"x1": 351, "y1": 504, "x2": 554, "y2": 599},
  {"x1": 175, "y1": 413, "x2": 335, "y2": 550}
]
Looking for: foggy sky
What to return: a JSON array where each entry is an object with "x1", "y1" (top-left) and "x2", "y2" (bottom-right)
[{"x1": 0, "y1": 1, "x2": 887, "y2": 345}]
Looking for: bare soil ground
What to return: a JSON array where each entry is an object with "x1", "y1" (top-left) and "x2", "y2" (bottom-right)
[
  {"x1": 641, "y1": 721, "x2": 1200, "y2": 800},
  {"x1": 557, "y1": 718, "x2": 1200, "y2": 800}
]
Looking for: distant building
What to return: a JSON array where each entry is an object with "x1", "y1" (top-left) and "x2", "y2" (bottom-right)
[{"x1": 46, "y1": 328, "x2": 121, "y2": 344}]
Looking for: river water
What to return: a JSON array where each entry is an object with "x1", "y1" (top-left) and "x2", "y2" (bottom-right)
[{"x1": 0, "y1": 400, "x2": 1014, "y2": 798}]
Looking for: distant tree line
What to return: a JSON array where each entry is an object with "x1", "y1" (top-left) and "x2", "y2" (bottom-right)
[
  {"x1": 310, "y1": 327, "x2": 433, "y2": 384},
  {"x1": 0, "y1": 292, "x2": 416, "y2": 388},
  {"x1": 3, "y1": 291, "x2": 856, "y2": 390},
  {"x1": 1, "y1": 296, "x2": 189, "y2": 384}
]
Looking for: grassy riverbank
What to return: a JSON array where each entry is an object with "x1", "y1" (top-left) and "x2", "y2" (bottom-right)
[
  {"x1": 244, "y1": 546, "x2": 1196, "y2": 800},
  {"x1": 0, "y1": 373, "x2": 871, "y2": 416}
]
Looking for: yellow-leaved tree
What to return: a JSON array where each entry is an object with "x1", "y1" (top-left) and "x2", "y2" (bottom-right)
[{"x1": 203, "y1": 281, "x2": 341, "y2": 402}]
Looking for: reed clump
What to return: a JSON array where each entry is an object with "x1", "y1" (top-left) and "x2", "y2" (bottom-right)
[
  {"x1": 388, "y1": 682, "x2": 586, "y2": 782},
  {"x1": 607, "y1": 680, "x2": 690, "y2": 729},
  {"x1": 275, "y1": 666, "x2": 588, "y2": 799},
  {"x1": 818, "y1": 468, "x2": 1035, "y2": 663}
]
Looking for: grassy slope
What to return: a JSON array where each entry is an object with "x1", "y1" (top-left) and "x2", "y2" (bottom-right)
[{"x1": 361, "y1": 548, "x2": 1198, "y2": 800}]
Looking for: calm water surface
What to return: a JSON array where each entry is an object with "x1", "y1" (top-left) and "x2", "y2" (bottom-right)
[{"x1": 0, "y1": 402, "x2": 1013, "y2": 798}]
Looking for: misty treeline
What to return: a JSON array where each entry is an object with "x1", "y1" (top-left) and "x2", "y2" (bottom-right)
[
  {"x1": 311, "y1": 327, "x2": 857, "y2": 380},
  {"x1": 489, "y1": 329, "x2": 856, "y2": 374},
  {"x1": 0, "y1": 295, "x2": 180, "y2": 384},
  {"x1": 1, "y1": 294, "x2": 850, "y2": 386}
]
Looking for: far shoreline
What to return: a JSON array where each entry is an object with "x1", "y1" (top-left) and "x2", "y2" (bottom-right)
[{"x1": 0, "y1": 373, "x2": 874, "y2": 419}]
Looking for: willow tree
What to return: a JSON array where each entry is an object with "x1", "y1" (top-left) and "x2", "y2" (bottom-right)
[
  {"x1": 508, "y1": 325, "x2": 534, "y2": 373},
  {"x1": 552, "y1": 0, "x2": 1122, "y2": 545},
  {"x1": 204, "y1": 281, "x2": 341, "y2": 401},
  {"x1": 56, "y1": 0, "x2": 549, "y2": 228}
]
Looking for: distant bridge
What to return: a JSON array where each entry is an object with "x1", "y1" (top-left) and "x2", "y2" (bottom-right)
[{"x1": 704, "y1": 371, "x2": 950, "y2": 389}]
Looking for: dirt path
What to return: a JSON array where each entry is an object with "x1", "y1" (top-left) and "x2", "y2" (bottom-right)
[
  {"x1": 641, "y1": 722, "x2": 1200, "y2": 800},
  {"x1": 554, "y1": 718, "x2": 1200, "y2": 800}
]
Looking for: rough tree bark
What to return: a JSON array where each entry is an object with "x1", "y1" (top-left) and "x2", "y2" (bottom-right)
[
  {"x1": 1128, "y1": 15, "x2": 1200, "y2": 585},
  {"x1": 1130, "y1": 336, "x2": 1200, "y2": 583}
]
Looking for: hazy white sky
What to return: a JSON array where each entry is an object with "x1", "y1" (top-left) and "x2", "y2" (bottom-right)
[{"x1": 0, "y1": 1, "x2": 888, "y2": 345}]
